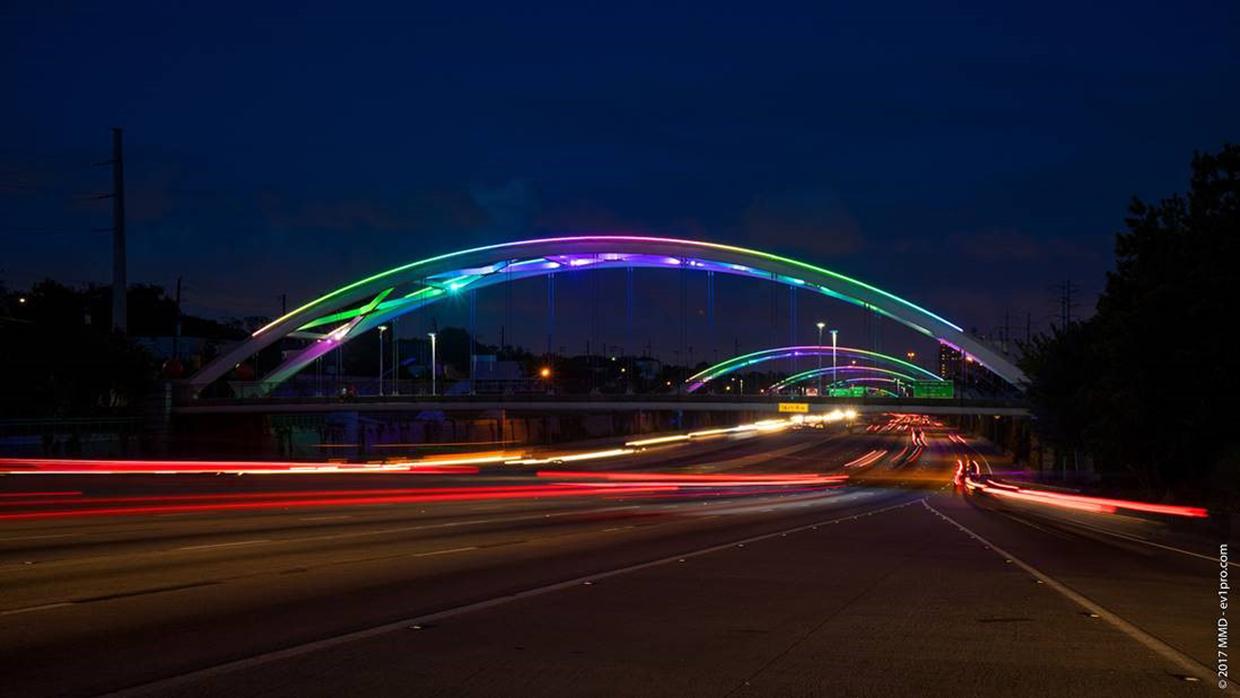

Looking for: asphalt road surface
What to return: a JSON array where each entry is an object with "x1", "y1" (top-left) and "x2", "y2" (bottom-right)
[{"x1": 0, "y1": 421, "x2": 1230, "y2": 696}]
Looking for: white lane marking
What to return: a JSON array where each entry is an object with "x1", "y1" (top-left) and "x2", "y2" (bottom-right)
[
  {"x1": 412, "y1": 546, "x2": 476, "y2": 557},
  {"x1": 1021, "y1": 511, "x2": 1239, "y2": 568},
  {"x1": 924, "y1": 500, "x2": 1235, "y2": 692},
  {"x1": 177, "y1": 539, "x2": 270, "y2": 552},
  {"x1": 0, "y1": 602, "x2": 73, "y2": 616},
  {"x1": 0, "y1": 534, "x2": 74, "y2": 542},
  {"x1": 997, "y1": 512, "x2": 1077, "y2": 542},
  {"x1": 0, "y1": 505, "x2": 646, "y2": 574},
  {"x1": 105, "y1": 497, "x2": 926, "y2": 698},
  {"x1": 298, "y1": 516, "x2": 352, "y2": 522},
  {"x1": 603, "y1": 526, "x2": 634, "y2": 532},
  {"x1": 285, "y1": 506, "x2": 644, "y2": 545}
]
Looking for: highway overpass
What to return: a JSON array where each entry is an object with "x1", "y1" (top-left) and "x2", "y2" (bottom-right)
[{"x1": 174, "y1": 394, "x2": 1029, "y2": 417}]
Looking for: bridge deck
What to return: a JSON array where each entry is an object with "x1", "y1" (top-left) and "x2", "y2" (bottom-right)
[{"x1": 174, "y1": 395, "x2": 1028, "y2": 416}]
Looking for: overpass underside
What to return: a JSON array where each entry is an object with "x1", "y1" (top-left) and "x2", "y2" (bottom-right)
[{"x1": 174, "y1": 396, "x2": 1029, "y2": 418}]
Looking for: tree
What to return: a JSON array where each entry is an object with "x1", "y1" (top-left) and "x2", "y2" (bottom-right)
[
  {"x1": 1021, "y1": 143, "x2": 1239, "y2": 506},
  {"x1": 1100, "y1": 144, "x2": 1238, "y2": 502},
  {"x1": 1017, "y1": 321, "x2": 1098, "y2": 477}
]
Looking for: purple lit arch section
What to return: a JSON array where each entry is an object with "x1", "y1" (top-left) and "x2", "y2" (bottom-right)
[
  {"x1": 188, "y1": 236, "x2": 1026, "y2": 392},
  {"x1": 684, "y1": 345, "x2": 941, "y2": 392}
]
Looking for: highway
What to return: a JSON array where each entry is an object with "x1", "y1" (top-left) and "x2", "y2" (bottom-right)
[{"x1": 0, "y1": 418, "x2": 1229, "y2": 696}]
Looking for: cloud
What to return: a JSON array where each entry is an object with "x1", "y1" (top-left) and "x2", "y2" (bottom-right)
[
  {"x1": 262, "y1": 185, "x2": 493, "y2": 235},
  {"x1": 535, "y1": 201, "x2": 648, "y2": 234},
  {"x1": 470, "y1": 179, "x2": 539, "y2": 235},
  {"x1": 947, "y1": 227, "x2": 1096, "y2": 262},
  {"x1": 741, "y1": 186, "x2": 866, "y2": 257}
]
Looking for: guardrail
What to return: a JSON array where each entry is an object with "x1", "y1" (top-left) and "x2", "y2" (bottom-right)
[{"x1": 172, "y1": 384, "x2": 1028, "y2": 417}]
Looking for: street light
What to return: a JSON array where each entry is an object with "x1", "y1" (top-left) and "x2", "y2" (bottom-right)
[
  {"x1": 830, "y1": 329, "x2": 838, "y2": 393},
  {"x1": 816, "y1": 322, "x2": 825, "y2": 397},
  {"x1": 377, "y1": 325, "x2": 388, "y2": 396},
  {"x1": 428, "y1": 332, "x2": 437, "y2": 396},
  {"x1": 392, "y1": 317, "x2": 399, "y2": 396}
]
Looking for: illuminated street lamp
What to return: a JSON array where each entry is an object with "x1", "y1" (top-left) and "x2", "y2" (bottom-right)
[
  {"x1": 428, "y1": 332, "x2": 437, "y2": 396},
  {"x1": 540, "y1": 366, "x2": 551, "y2": 379},
  {"x1": 377, "y1": 325, "x2": 388, "y2": 396},
  {"x1": 830, "y1": 329, "x2": 838, "y2": 388},
  {"x1": 816, "y1": 321, "x2": 826, "y2": 397}
]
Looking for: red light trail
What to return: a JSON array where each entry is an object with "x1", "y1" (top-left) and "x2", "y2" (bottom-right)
[
  {"x1": 0, "y1": 484, "x2": 679, "y2": 521},
  {"x1": 0, "y1": 457, "x2": 480, "y2": 475},
  {"x1": 963, "y1": 475, "x2": 1207, "y2": 518}
]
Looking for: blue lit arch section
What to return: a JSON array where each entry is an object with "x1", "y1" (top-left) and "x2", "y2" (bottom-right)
[
  {"x1": 765, "y1": 366, "x2": 926, "y2": 393},
  {"x1": 188, "y1": 236, "x2": 1026, "y2": 391},
  {"x1": 685, "y1": 345, "x2": 941, "y2": 392}
]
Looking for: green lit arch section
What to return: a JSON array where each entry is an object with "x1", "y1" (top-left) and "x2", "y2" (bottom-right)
[
  {"x1": 685, "y1": 345, "x2": 941, "y2": 392},
  {"x1": 188, "y1": 235, "x2": 1026, "y2": 391},
  {"x1": 767, "y1": 366, "x2": 926, "y2": 393},
  {"x1": 826, "y1": 377, "x2": 905, "y2": 397}
]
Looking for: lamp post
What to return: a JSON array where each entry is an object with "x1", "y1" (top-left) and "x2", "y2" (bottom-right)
[
  {"x1": 428, "y1": 332, "x2": 437, "y2": 396},
  {"x1": 816, "y1": 321, "x2": 825, "y2": 397},
  {"x1": 377, "y1": 325, "x2": 388, "y2": 396},
  {"x1": 830, "y1": 329, "x2": 838, "y2": 393},
  {"x1": 392, "y1": 317, "x2": 399, "y2": 396}
]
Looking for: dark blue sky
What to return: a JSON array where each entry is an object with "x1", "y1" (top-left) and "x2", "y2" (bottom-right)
[{"x1": 3, "y1": 1, "x2": 1238, "y2": 361}]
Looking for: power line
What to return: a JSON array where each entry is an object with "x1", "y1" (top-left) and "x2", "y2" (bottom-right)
[
  {"x1": 0, "y1": 181, "x2": 109, "y2": 198},
  {"x1": 1048, "y1": 279, "x2": 1079, "y2": 330},
  {"x1": 0, "y1": 226, "x2": 112, "y2": 233}
]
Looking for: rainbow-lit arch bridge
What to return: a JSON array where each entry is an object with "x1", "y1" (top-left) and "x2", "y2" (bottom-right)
[
  {"x1": 684, "y1": 345, "x2": 944, "y2": 393},
  {"x1": 188, "y1": 236, "x2": 1026, "y2": 393}
]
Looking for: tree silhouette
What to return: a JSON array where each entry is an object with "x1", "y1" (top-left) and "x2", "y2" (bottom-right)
[{"x1": 1021, "y1": 143, "x2": 1239, "y2": 507}]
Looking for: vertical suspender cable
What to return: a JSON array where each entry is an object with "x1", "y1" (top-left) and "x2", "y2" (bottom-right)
[{"x1": 627, "y1": 265, "x2": 634, "y2": 392}]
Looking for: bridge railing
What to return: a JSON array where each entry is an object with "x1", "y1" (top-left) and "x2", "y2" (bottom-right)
[{"x1": 173, "y1": 380, "x2": 1027, "y2": 413}]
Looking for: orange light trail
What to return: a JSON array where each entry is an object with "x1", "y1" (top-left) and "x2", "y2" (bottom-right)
[
  {"x1": 843, "y1": 450, "x2": 887, "y2": 468},
  {"x1": 538, "y1": 471, "x2": 847, "y2": 486}
]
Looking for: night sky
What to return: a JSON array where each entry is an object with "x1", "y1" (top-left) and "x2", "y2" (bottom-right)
[{"x1": 3, "y1": 1, "x2": 1238, "y2": 364}]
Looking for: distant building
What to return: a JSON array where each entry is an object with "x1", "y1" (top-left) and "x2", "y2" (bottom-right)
[
  {"x1": 938, "y1": 344, "x2": 962, "y2": 380},
  {"x1": 937, "y1": 341, "x2": 1007, "y2": 396}
]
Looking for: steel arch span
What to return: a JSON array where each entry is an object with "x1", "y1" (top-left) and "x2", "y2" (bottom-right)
[
  {"x1": 685, "y1": 345, "x2": 942, "y2": 392},
  {"x1": 766, "y1": 366, "x2": 927, "y2": 393},
  {"x1": 826, "y1": 377, "x2": 903, "y2": 397},
  {"x1": 188, "y1": 236, "x2": 1026, "y2": 392}
]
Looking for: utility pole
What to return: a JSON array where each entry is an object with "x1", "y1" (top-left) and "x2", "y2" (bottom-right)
[
  {"x1": 174, "y1": 277, "x2": 182, "y2": 361},
  {"x1": 109, "y1": 128, "x2": 126, "y2": 335},
  {"x1": 1055, "y1": 280, "x2": 1078, "y2": 329}
]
